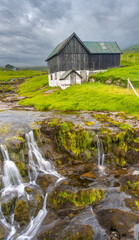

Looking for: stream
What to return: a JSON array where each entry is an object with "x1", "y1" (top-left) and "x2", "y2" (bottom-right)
[{"x1": 0, "y1": 110, "x2": 139, "y2": 240}]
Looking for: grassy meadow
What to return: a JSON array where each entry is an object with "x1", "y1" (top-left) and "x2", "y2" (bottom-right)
[
  {"x1": 0, "y1": 69, "x2": 46, "y2": 82},
  {"x1": 18, "y1": 78, "x2": 139, "y2": 118}
]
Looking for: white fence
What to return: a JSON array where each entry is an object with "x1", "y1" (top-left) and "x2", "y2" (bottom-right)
[{"x1": 127, "y1": 78, "x2": 139, "y2": 97}]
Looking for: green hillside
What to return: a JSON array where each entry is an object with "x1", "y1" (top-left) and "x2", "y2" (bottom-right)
[
  {"x1": 123, "y1": 44, "x2": 139, "y2": 53},
  {"x1": 121, "y1": 43, "x2": 139, "y2": 65}
]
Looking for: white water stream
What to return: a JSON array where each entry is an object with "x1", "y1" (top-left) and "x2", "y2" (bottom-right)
[
  {"x1": 96, "y1": 135, "x2": 105, "y2": 171},
  {"x1": 0, "y1": 131, "x2": 64, "y2": 240}
]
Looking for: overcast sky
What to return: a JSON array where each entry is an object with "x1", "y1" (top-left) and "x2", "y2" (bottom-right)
[{"x1": 0, "y1": 0, "x2": 139, "y2": 66}]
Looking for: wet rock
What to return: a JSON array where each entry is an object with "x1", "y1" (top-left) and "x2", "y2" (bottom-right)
[
  {"x1": 38, "y1": 220, "x2": 94, "y2": 240},
  {"x1": 25, "y1": 187, "x2": 43, "y2": 217},
  {"x1": 110, "y1": 231, "x2": 120, "y2": 240},
  {"x1": 14, "y1": 199, "x2": 30, "y2": 227},
  {"x1": 106, "y1": 79, "x2": 112, "y2": 84},
  {"x1": 0, "y1": 221, "x2": 9, "y2": 240},
  {"x1": 120, "y1": 83, "x2": 125, "y2": 87},
  {"x1": 1, "y1": 192, "x2": 17, "y2": 222},
  {"x1": 6, "y1": 137, "x2": 25, "y2": 154},
  {"x1": 80, "y1": 171, "x2": 97, "y2": 180},
  {"x1": 36, "y1": 173, "x2": 57, "y2": 193},
  {"x1": 96, "y1": 208, "x2": 139, "y2": 239}
]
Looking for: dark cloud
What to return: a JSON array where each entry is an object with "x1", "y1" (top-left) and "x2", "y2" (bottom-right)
[{"x1": 0, "y1": 0, "x2": 138, "y2": 66}]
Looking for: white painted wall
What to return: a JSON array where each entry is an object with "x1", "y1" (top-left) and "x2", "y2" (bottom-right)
[{"x1": 48, "y1": 70, "x2": 91, "y2": 89}]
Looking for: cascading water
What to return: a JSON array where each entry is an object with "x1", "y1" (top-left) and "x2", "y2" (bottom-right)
[
  {"x1": 96, "y1": 135, "x2": 105, "y2": 170},
  {"x1": 0, "y1": 131, "x2": 64, "y2": 240}
]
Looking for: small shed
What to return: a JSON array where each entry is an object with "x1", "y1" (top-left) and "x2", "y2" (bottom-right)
[
  {"x1": 59, "y1": 69, "x2": 82, "y2": 89},
  {"x1": 5, "y1": 64, "x2": 19, "y2": 71}
]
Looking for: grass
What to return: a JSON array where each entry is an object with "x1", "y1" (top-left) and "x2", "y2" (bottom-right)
[
  {"x1": 18, "y1": 82, "x2": 139, "y2": 118},
  {"x1": 0, "y1": 69, "x2": 46, "y2": 82},
  {"x1": 89, "y1": 65, "x2": 139, "y2": 93},
  {"x1": 121, "y1": 44, "x2": 139, "y2": 66},
  {"x1": 16, "y1": 74, "x2": 50, "y2": 97}
]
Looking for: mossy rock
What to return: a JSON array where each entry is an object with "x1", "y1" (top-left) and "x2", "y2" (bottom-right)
[
  {"x1": 1, "y1": 196, "x2": 17, "y2": 223},
  {"x1": 25, "y1": 187, "x2": 43, "y2": 217},
  {"x1": 47, "y1": 184, "x2": 105, "y2": 211},
  {"x1": 6, "y1": 137, "x2": 25, "y2": 154},
  {"x1": 15, "y1": 161, "x2": 28, "y2": 178},
  {"x1": 14, "y1": 199, "x2": 30, "y2": 227},
  {"x1": 38, "y1": 220, "x2": 94, "y2": 240},
  {"x1": 41, "y1": 120, "x2": 93, "y2": 160},
  {"x1": 96, "y1": 208, "x2": 139, "y2": 239},
  {"x1": 36, "y1": 173, "x2": 57, "y2": 193}
]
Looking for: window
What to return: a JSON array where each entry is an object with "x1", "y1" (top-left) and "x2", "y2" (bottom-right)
[{"x1": 51, "y1": 74, "x2": 53, "y2": 80}]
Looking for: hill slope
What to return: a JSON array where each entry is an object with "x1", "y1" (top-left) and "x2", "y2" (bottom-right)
[
  {"x1": 123, "y1": 44, "x2": 139, "y2": 54},
  {"x1": 121, "y1": 44, "x2": 139, "y2": 65}
]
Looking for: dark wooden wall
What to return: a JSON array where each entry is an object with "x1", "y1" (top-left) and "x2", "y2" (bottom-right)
[
  {"x1": 90, "y1": 54, "x2": 120, "y2": 70},
  {"x1": 47, "y1": 36, "x2": 120, "y2": 73}
]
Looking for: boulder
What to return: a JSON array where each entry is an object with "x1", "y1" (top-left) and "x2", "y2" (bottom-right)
[
  {"x1": 38, "y1": 219, "x2": 94, "y2": 240},
  {"x1": 106, "y1": 79, "x2": 112, "y2": 84},
  {"x1": 96, "y1": 208, "x2": 139, "y2": 239},
  {"x1": 36, "y1": 173, "x2": 57, "y2": 193},
  {"x1": 25, "y1": 187, "x2": 43, "y2": 217}
]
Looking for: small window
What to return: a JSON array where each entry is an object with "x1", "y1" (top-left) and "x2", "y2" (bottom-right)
[
  {"x1": 55, "y1": 73, "x2": 57, "y2": 80},
  {"x1": 51, "y1": 74, "x2": 53, "y2": 80}
]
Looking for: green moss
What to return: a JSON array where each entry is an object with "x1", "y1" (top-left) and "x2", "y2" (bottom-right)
[
  {"x1": 134, "y1": 137, "x2": 139, "y2": 143},
  {"x1": 119, "y1": 123, "x2": 132, "y2": 130},
  {"x1": 5, "y1": 136, "x2": 25, "y2": 142},
  {"x1": 1, "y1": 198, "x2": 16, "y2": 216},
  {"x1": 64, "y1": 225, "x2": 94, "y2": 240},
  {"x1": 84, "y1": 121, "x2": 95, "y2": 126},
  {"x1": 14, "y1": 200, "x2": 30, "y2": 227},
  {"x1": 56, "y1": 122, "x2": 93, "y2": 157},
  {"x1": 50, "y1": 188, "x2": 105, "y2": 209},
  {"x1": 48, "y1": 118, "x2": 59, "y2": 127},
  {"x1": 0, "y1": 123, "x2": 11, "y2": 136},
  {"x1": 135, "y1": 201, "x2": 139, "y2": 211},
  {"x1": 15, "y1": 161, "x2": 28, "y2": 177}
]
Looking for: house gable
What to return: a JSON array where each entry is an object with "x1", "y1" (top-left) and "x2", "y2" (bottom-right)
[
  {"x1": 46, "y1": 32, "x2": 91, "y2": 61},
  {"x1": 60, "y1": 35, "x2": 90, "y2": 55}
]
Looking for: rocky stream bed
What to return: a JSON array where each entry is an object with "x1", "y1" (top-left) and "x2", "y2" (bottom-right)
[{"x1": 0, "y1": 109, "x2": 139, "y2": 240}]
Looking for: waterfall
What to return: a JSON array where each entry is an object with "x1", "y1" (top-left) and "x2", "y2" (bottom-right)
[
  {"x1": 0, "y1": 145, "x2": 23, "y2": 188},
  {"x1": 96, "y1": 135, "x2": 105, "y2": 170},
  {"x1": 0, "y1": 131, "x2": 64, "y2": 240},
  {"x1": 25, "y1": 131, "x2": 61, "y2": 180}
]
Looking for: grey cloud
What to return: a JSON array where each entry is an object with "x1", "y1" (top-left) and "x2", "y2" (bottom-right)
[{"x1": 0, "y1": 0, "x2": 138, "y2": 66}]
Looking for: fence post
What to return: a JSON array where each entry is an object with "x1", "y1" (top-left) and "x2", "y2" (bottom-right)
[{"x1": 127, "y1": 78, "x2": 139, "y2": 97}]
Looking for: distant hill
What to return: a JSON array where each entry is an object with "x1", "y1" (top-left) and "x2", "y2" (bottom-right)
[{"x1": 123, "y1": 44, "x2": 139, "y2": 54}]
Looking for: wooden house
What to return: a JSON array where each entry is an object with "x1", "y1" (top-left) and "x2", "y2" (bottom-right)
[{"x1": 46, "y1": 32, "x2": 122, "y2": 89}]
